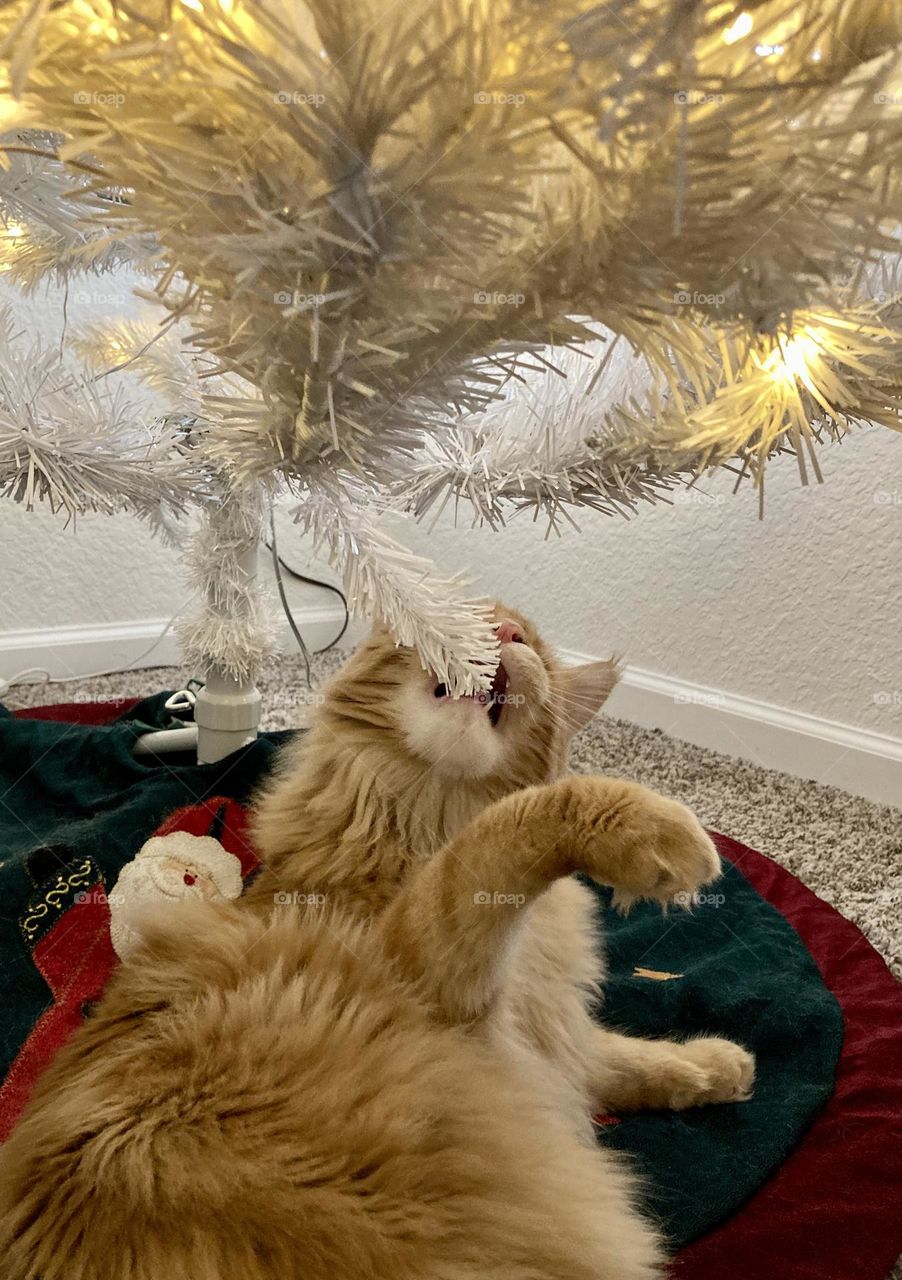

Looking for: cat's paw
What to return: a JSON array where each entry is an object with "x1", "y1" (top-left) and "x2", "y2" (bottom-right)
[
  {"x1": 657, "y1": 1037, "x2": 756, "y2": 1109},
  {"x1": 610, "y1": 788, "x2": 721, "y2": 910},
  {"x1": 562, "y1": 777, "x2": 720, "y2": 908}
]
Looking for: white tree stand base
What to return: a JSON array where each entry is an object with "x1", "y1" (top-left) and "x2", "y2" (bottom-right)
[
  {"x1": 132, "y1": 725, "x2": 199, "y2": 757},
  {"x1": 131, "y1": 672, "x2": 262, "y2": 762},
  {"x1": 132, "y1": 535, "x2": 263, "y2": 763},
  {"x1": 194, "y1": 669, "x2": 262, "y2": 763},
  {"x1": 131, "y1": 668, "x2": 262, "y2": 762}
]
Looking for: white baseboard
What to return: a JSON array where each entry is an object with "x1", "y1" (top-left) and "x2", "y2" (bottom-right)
[
  {"x1": 0, "y1": 608, "x2": 358, "y2": 690},
  {"x1": 3, "y1": 622, "x2": 898, "y2": 808},
  {"x1": 559, "y1": 649, "x2": 901, "y2": 809}
]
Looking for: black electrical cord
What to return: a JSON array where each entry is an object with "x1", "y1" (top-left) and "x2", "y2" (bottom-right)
[{"x1": 263, "y1": 540, "x2": 350, "y2": 654}]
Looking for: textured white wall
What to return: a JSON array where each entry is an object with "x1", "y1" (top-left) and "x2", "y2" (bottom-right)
[
  {"x1": 2, "y1": 276, "x2": 901, "y2": 736},
  {"x1": 1, "y1": 498, "x2": 331, "y2": 633},
  {"x1": 402, "y1": 426, "x2": 902, "y2": 736}
]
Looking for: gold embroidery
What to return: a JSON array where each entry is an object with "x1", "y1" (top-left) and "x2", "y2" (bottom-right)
[
  {"x1": 21, "y1": 902, "x2": 49, "y2": 939},
  {"x1": 20, "y1": 859, "x2": 99, "y2": 939},
  {"x1": 68, "y1": 860, "x2": 94, "y2": 888},
  {"x1": 45, "y1": 876, "x2": 70, "y2": 909}
]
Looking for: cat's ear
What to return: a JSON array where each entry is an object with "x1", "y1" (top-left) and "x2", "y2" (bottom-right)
[{"x1": 556, "y1": 659, "x2": 619, "y2": 735}]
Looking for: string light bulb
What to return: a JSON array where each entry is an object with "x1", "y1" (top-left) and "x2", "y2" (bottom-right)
[
  {"x1": 0, "y1": 96, "x2": 26, "y2": 130},
  {"x1": 723, "y1": 11, "x2": 753, "y2": 44},
  {"x1": 765, "y1": 328, "x2": 824, "y2": 385}
]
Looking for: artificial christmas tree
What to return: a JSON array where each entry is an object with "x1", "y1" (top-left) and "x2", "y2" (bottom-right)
[{"x1": 1, "y1": 0, "x2": 900, "y2": 745}]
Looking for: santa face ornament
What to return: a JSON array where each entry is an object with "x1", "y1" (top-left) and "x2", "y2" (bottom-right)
[{"x1": 109, "y1": 832, "x2": 244, "y2": 960}]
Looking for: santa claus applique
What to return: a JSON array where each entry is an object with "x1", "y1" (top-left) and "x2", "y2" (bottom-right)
[{"x1": 0, "y1": 797, "x2": 260, "y2": 1141}]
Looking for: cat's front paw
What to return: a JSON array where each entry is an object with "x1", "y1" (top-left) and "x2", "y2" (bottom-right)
[
  {"x1": 562, "y1": 777, "x2": 721, "y2": 908},
  {"x1": 609, "y1": 786, "x2": 721, "y2": 909}
]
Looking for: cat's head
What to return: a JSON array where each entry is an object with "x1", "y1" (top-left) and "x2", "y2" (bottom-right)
[{"x1": 317, "y1": 603, "x2": 618, "y2": 786}]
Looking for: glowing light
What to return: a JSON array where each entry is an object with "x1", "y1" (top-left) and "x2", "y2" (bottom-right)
[
  {"x1": 4, "y1": 221, "x2": 24, "y2": 239},
  {"x1": 765, "y1": 329, "x2": 823, "y2": 384},
  {"x1": 724, "y1": 11, "x2": 753, "y2": 44},
  {"x1": 755, "y1": 42, "x2": 784, "y2": 57},
  {"x1": 181, "y1": 0, "x2": 204, "y2": 11},
  {"x1": 0, "y1": 96, "x2": 27, "y2": 131}
]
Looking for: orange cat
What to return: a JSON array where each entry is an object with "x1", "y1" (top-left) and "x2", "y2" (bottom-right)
[
  {"x1": 244, "y1": 605, "x2": 753, "y2": 1109},
  {"x1": 0, "y1": 606, "x2": 753, "y2": 1280}
]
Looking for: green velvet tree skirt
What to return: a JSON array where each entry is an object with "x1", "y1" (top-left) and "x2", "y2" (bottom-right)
[{"x1": 1, "y1": 695, "x2": 900, "y2": 1278}]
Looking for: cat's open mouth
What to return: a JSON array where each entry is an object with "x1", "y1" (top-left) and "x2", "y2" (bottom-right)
[{"x1": 433, "y1": 662, "x2": 510, "y2": 727}]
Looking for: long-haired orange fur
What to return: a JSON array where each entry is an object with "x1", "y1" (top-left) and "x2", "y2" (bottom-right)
[{"x1": 0, "y1": 605, "x2": 753, "y2": 1279}]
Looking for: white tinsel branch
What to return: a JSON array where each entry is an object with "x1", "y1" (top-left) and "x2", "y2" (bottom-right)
[
  {"x1": 397, "y1": 292, "x2": 902, "y2": 528},
  {"x1": 393, "y1": 337, "x2": 670, "y2": 528},
  {"x1": 294, "y1": 480, "x2": 499, "y2": 694},
  {"x1": 0, "y1": 308, "x2": 204, "y2": 521},
  {"x1": 176, "y1": 483, "x2": 277, "y2": 683},
  {"x1": 400, "y1": 427, "x2": 688, "y2": 531},
  {"x1": 71, "y1": 314, "x2": 253, "y2": 417},
  {"x1": 0, "y1": 132, "x2": 156, "y2": 289}
]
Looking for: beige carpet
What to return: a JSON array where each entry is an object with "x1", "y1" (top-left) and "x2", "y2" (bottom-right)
[{"x1": 6, "y1": 652, "x2": 902, "y2": 1278}]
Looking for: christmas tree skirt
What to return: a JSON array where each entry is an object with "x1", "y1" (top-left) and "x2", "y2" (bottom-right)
[{"x1": 1, "y1": 697, "x2": 900, "y2": 1277}]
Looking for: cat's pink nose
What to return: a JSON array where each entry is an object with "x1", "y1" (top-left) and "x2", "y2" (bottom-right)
[{"x1": 495, "y1": 619, "x2": 525, "y2": 645}]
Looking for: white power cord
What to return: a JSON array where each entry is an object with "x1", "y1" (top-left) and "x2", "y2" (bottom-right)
[{"x1": 0, "y1": 611, "x2": 183, "y2": 699}]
